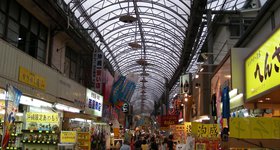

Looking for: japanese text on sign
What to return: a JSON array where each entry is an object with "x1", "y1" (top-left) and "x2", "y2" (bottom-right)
[
  {"x1": 26, "y1": 112, "x2": 59, "y2": 123},
  {"x1": 196, "y1": 124, "x2": 220, "y2": 139},
  {"x1": 230, "y1": 117, "x2": 280, "y2": 139},
  {"x1": 60, "y1": 131, "x2": 77, "y2": 143},
  {"x1": 18, "y1": 66, "x2": 46, "y2": 90}
]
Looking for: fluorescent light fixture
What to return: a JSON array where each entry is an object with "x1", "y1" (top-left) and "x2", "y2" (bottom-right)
[
  {"x1": 178, "y1": 118, "x2": 184, "y2": 122},
  {"x1": 265, "y1": 97, "x2": 271, "y2": 101},
  {"x1": 224, "y1": 75, "x2": 231, "y2": 78},
  {"x1": 230, "y1": 93, "x2": 243, "y2": 103},
  {"x1": 229, "y1": 89, "x2": 238, "y2": 99},
  {"x1": 20, "y1": 95, "x2": 52, "y2": 108},
  {"x1": 16, "y1": 113, "x2": 23, "y2": 116},
  {"x1": 0, "y1": 91, "x2": 6, "y2": 100},
  {"x1": 0, "y1": 110, "x2": 5, "y2": 114},
  {"x1": 243, "y1": 109, "x2": 249, "y2": 117},
  {"x1": 55, "y1": 103, "x2": 80, "y2": 113},
  {"x1": 194, "y1": 115, "x2": 210, "y2": 122},
  {"x1": 70, "y1": 118, "x2": 86, "y2": 122}
]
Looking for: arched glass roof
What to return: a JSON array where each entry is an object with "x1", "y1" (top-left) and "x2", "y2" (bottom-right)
[{"x1": 63, "y1": 0, "x2": 267, "y2": 114}]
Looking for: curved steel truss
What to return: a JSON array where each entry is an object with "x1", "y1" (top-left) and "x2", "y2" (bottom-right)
[{"x1": 62, "y1": 0, "x2": 258, "y2": 114}]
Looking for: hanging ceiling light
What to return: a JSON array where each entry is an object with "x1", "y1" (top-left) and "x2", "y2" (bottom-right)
[
  {"x1": 119, "y1": 1, "x2": 137, "y2": 23},
  {"x1": 120, "y1": 15, "x2": 137, "y2": 23},
  {"x1": 128, "y1": 14, "x2": 141, "y2": 49},
  {"x1": 136, "y1": 58, "x2": 149, "y2": 66},
  {"x1": 140, "y1": 78, "x2": 147, "y2": 83},
  {"x1": 128, "y1": 42, "x2": 141, "y2": 49},
  {"x1": 140, "y1": 72, "x2": 149, "y2": 76},
  {"x1": 140, "y1": 90, "x2": 146, "y2": 93}
]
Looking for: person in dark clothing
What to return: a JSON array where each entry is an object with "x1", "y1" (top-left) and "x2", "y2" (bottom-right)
[
  {"x1": 134, "y1": 137, "x2": 142, "y2": 150},
  {"x1": 150, "y1": 137, "x2": 158, "y2": 150},
  {"x1": 167, "y1": 135, "x2": 174, "y2": 150}
]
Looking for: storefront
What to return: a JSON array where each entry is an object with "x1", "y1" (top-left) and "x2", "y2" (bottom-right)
[{"x1": 244, "y1": 27, "x2": 280, "y2": 117}]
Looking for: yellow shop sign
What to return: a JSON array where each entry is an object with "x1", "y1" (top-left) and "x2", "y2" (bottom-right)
[
  {"x1": 245, "y1": 28, "x2": 280, "y2": 100},
  {"x1": 26, "y1": 112, "x2": 59, "y2": 123},
  {"x1": 60, "y1": 131, "x2": 77, "y2": 143},
  {"x1": 18, "y1": 66, "x2": 46, "y2": 90}
]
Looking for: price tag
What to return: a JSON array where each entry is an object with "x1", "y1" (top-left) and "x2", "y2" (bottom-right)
[
  {"x1": 38, "y1": 141, "x2": 41, "y2": 143},
  {"x1": 39, "y1": 130, "x2": 42, "y2": 133},
  {"x1": 42, "y1": 141, "x2": 45, "y2": 144},
  {"x1": 52, "y1": 131, "x2": 55, "y2": 134},
  {"x1": 22, "y1": 140, "x2": 26, "y2": 142},
  {"x1": 28, "y1": 141, "x2": 31, "y2": 143},
  {"x1": 46, "y1": 131, "x2": 49, "y2": 133},
  {"x1": 33, "y1": 141, "x2": 36, "y2": 143},
  {"x1": 15, "y1": 134, "x2": 18, "y2": 136},
  {"x1": 30, "y1": 130, "x2": 33, "y2": 133},
  {"x1": 47, "y1": 141, "x2": 50, "y2": 144}
]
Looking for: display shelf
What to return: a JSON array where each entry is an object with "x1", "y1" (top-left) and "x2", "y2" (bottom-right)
[
  {"x1": 1, "y1": 121, "x2": 23, "y2": 123},
  {"x1": 21, "y1": 130, "x2": 57, "y2": 134},
  {"x1": 21, "y1": 140, "x2": 57, "y2": 145},
  {"x1": 10, "y1": 133, "x2": 23, "y2": 137},
  {"x1": 6, "y1": 147, "x2": 21, "y2": 150}
]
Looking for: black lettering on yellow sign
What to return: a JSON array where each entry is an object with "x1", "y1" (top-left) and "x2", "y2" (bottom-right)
[{"x1": 254, "y1": 46, "x2": 280, "y2": 82}]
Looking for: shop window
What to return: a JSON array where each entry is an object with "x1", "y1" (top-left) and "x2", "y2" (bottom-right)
[
  {"x1": 229, "y1": 17, "x2": 255, "y2": 38},
  {"x1": 20, "y1": 9, "x2": 30, "y2": 28},
  {"x1": 37, "y1": 40, "x2": 46, "y2": 62},
  {"x1": 18, "y1": 26, "x2": 28, "y2": 51},
  {"x1": 243, "y1": 18, "x2": 255, "y2": 32},
  {"x1": 229, "y1": 18, "x2": 240, "y2": 37},
  {"x1": 0, "y1": 0, "x2": 48, "y2": 63},
  {"x1": 65, "y1": 47, "x2": 85, "y2": 82},
  {"x1": 9, "y1": 0, "x2": 19, "y2": 20},
  {"x1": 28, "y1": 33, "x2": 38, "y2": 58},
  {"x1": 64, "y1": 57, "x2": 70, "y2": 77},
  {"x1": 39, "y1": 24, "x2": 47, "y2": 41},
  {"x1": 7, "y1": 18, "x2": 19, "y2": 46},
  {"x1": 30, "y1": 18, "x2": 39, "y2": 35},
  {"x1": 0, "y1": 11, "x2": 5, "y2": 37},
  {"x1": 0, "y1": 0, "x2": 7, "y2": 12}
]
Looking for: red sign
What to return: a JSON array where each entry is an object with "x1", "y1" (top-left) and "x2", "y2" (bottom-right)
[
  {"x1": 102, "y1": 69, "x2": 114, "y2": 102},
  {"x1": 160, "y1": 115, "x2": 179, "y2": 127}
]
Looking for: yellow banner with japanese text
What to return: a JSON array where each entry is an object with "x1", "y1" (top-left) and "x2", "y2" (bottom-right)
[
  {"x1": 18, "y1": 66, "x2": 46, "y2": 90},
  {"x1": 26, "y1": 112, "x2": 59, "y2": 123},
  {"x1": 196, "y1": 124, "x2": 220, "y2": 139},
  {"x1": 230, "y1": 117, "x2": 280, "y2": 139},
  {"x1": 60, "y1": 131, "x2": 77, "y2": 143}
]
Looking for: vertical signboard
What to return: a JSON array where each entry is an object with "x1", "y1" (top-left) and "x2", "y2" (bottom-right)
[
  {"x1": 2, "y1": 85, "x2": 22, "y2": 149},
  {"x1": 92, "y1": 51, "x2": 104, "y2": 94},
  {"x1": 86, "y1": 89, "x2": 103, "y2": 117},
  {"x1": 180, "y1": 74, "x2": 190, "y2": 94}
]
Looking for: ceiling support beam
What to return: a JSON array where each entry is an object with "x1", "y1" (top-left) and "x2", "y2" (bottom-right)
[
  {"x1": 132, "y1": 0, "x2": 146, "y2": 58},
  {"x1": 158, "y1": 0, "x2": 207, "y2": 106}
]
